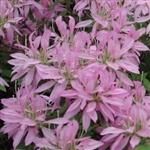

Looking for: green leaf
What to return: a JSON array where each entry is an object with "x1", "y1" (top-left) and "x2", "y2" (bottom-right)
[
  {"x1": 130, "y1": 73, "x2": 141, "y2": 81},
  {"x1": 14, "y1": 141, "x2": 34, "y2": 150},
  {"x1": 59, "y1": 10, "x2": 68, "y2": 16},
  {"x1": 28, "y1": 10, "x2": 35, "y2": 22},
  {"x1": 15, "y1": 141, "x2": 26, "y2": 150},
  {"x1": 140, "y1": 138, "x2": 147, "y2": 145},
  {"x1": 65, "y1": 0, "x2": 74, "y2": 4},
  {"x1": 143, "y1": 78, "x2": 150, "y2": 92},
  {"x1": 129, "y1": 73, "x2": 147, "y2": 82},
  {"x1": 2, "y1": 69, "x2": 11, "y2": 77},
  {"x1": 59, "y1": 103, "x2": 67, "y2": 114},
  {"x1": 134, "y1": 23, "x2": 141, "y2": 30},
  {"x1": 48, "y1": 0, "x2": 60, "y2": 10},
  {"x1": 0, "y1": 132, "x2": 5, "y2": 138},
  {"x1": 0, "y1": 85, "x2": 6, "y2": 92},
  {"x1": 134, "y1": 145, "x2": 150, "y2": 150}
]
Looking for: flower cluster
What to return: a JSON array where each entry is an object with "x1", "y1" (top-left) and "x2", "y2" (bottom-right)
[{"x1": 0, "y1": 0, "x2": 150, "y2": 150}]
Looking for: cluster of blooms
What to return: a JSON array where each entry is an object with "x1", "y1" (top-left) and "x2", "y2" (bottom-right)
[{"x1": 0, "y1": 0, "x2": 150, "y2": 150}]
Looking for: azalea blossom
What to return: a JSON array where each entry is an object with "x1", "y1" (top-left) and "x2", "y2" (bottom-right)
[
  {"x1": 0, "y1": 88, "x2": 45, "y2": 148},
  {"x1": 0, "y1": 87, "x2": 68, "y2": 148},
  {"x1": 34, "y1": 120, "x2": 103, "y2": 150}
]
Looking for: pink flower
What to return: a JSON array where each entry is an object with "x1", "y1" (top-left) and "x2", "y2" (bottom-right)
[
  {"x1": 100, "y1": 101, "x2": 150, "y2": 150},
  {"x1": 34, "y1": 120, "x2": 103, "y2": 150},
  {"x1": 0, "y1": 87, "x2": 69, "y2": 149},
  {"x1": 134, "y1": 1, "x2": 150, "y2": 23},
  {"x1": 8, "y1": 53, "x2": 41, "y2": 87},
  {"x1": 0, "y1": 0, "x2": 13, "y2": 18},
  {"x1": 0, "y1": 88, "x2": 45, "y2": 148},
  {"x1": 0, "y1": 77, "x2": 9, "y2": 87},
  {"x1": 61, "y1": 66, "x2": 128, "y2": 131}
]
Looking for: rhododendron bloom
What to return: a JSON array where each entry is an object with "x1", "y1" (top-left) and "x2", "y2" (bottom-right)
[
  {"x1": 34, "y1": 120, "x2": 103, "y2": 150},
  {"x1": 0, "y1": 88, "x2": 68, "y2": 148},
  {"x1": 0, "y1": 0, "x2": 13, "y2": 17},
  {"x1": 0, "y1": 89, "x2": 44, "y2": 148}
]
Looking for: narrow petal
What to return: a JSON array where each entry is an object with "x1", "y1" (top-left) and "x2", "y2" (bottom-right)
[
  {"x1": 111, "y1": 134, "x2": 124, "y2": 150},
  {"x1": 116, "y1": 71, "x2": 133, "y2": 86},
  {"x1": 41, "y1": 28, "x2": 51, "y2": 51},
  {"x1": 86, "y1": 102, "x2": 96, "y2": 112},
  {"x1": 69, "y1": 16, "x2": 75, "y2": 34},
  {"x1": 92, "y1": 14, "x2": 108, "y2": 27},
  {"x1": 121, "y1": 38, "x2": 134, "y2": 54},
  {"x1": 45, "y1": 118, "x2": 69, "y2": 124},
  {"x1": 66, "y1": 99, "x2": 81, "y2": 112},
  {"x1": 133, "y1": 41, "x2": 149, "y2": 51},
  {"x1": 24, "y1": 68, "x2": 35, "y2": 86},
  {"x1": 13, "y1": 129, "x2": 25, "y2": 148},
  {"x1": 146, "y1": 23, "x2": 150, "y2": 34},
  {"x1": 75, "y1": 20, "x2": 92, "y2": 28},
  {"x1": 42, "y1": 127, "x2": 56, "y2": 141},
  {"x1": 71, "y1": 80, "x2": 84, "y2": 92},
  {"x1": 81, "y1": 139, "x2": 103, "y2": 150},
  {"x1": 35, "y1": 81, "x2": 55, "y2": 93},
  {"x1": 82, "y1": 114, "x2": 91, "y2": 132},
  {"x1": 130, "y1": 135, "x2": 141, "y2": 148},
  {"x1": 88, "y1": 110, "x2": 97, "y2": 122},
  {"x1": 101, "y1": 127, "x2": 125, "y2": 135},
  {"x1": 25, "y1": 129, "x2": 37, "y2": 146},
  {"x1": 115, "y1": 136, "x2": 130, "y2": 150},
  {"x1": 137, "y1": 128, "x2": 150, "y2": 137}
]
